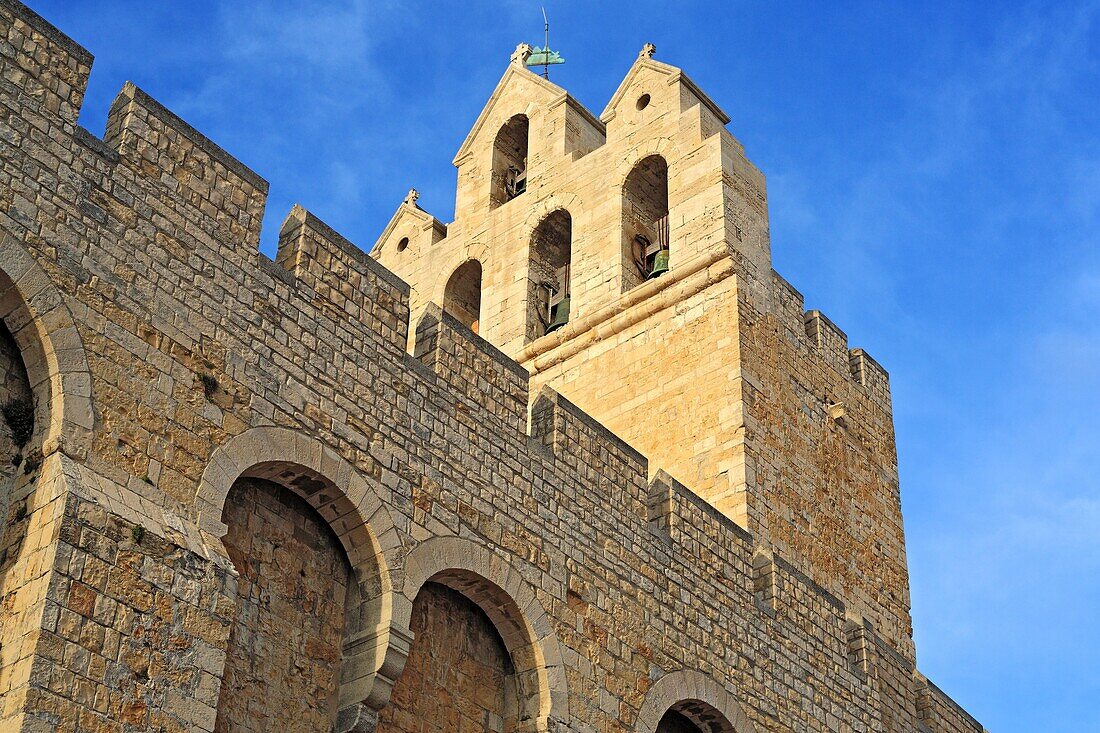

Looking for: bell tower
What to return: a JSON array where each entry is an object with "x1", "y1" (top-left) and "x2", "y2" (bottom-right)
[{"x1": 374, "y1": 43, "x2": 913, "y2": 659}]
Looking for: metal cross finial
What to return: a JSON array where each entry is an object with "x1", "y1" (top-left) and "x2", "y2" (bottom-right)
[
  {"x1": 511, "y1": 43, "x2": 533, "y2": 66},
  {"x1": 640, "y1": 43, "x2": 656, "y2": 59},
  {"x1": 404, "y1": 188, "x2": 419, "y2": 206}
]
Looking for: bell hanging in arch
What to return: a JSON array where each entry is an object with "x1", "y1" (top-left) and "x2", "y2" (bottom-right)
[
  {"x1": 546, "y1": 295, "x2": 570, "y2": 333},
  {"x1": 647, "y1": 249, "x2": 670, "y2": 279}
]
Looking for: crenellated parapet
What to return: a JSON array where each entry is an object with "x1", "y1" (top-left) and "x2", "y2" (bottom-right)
[
  {"x1": 414, "y1": 303, "x2": 530, "y2": 433},
  {"x1": 0, "y1": 3, "x2": 982, "y2": 733},
  {"x1": 277, "y1": 204, "x2": 411, "y2": 355},
  {"x1": 771, "y1": 269, "x2": 891, "y2": 407}
]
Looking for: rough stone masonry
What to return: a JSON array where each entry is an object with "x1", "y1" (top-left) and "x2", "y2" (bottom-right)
[{"x1": 0, "y1": 2, "x2": 986, "y2": 732}]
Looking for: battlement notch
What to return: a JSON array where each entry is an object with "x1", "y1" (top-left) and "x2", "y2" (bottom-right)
[
  {"x1": 529, "y1": 386, "x2": 648, "y2": 518},
  {"x1": 414, "y1": 304, "x2": 530, "y2": 434}
]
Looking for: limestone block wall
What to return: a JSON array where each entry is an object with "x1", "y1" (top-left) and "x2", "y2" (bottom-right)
[
  {"x1": 736, "y1": 273, "x2": 911, "y2": 657},
  {"x1": 523, "y1": 261, "x2": 747, "y2": 523},
  {"x1": 0, "y1": 456, "x2": 67, "y2": 730},
  {"x1": 0, "y1": 3, "x2": 983, "y2": 733},
  {"x1": 215, "y1": 478, "x2": 352, "y2": 733}
]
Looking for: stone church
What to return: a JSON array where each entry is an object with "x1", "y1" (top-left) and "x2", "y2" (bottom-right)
[{"x1": 0, "y1": 1, "x2": 984, "y2": 731}]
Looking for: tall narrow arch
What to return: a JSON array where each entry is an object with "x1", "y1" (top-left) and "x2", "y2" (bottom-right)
[
  {"x1": 492, "y1": 114, "x2": 530, "y2": 208},
  {"x1": 0, "y1": 241, "x2": 94, "y2": 542},
  {"x1": 622, "y1": 154, "x2": 671, "y2": 292},
  {"x1": 527, "y1": 209, "x2": 572, "y2": 341},
  {"x1": 0, "y1": 274, "x2": 42, "y2": 596},
  {"x1": 0, "y1": 243, "x2": 95, "y2": 714},
  {"x1": 443, "y1": 259, "x2": 483, "y2": 333}
]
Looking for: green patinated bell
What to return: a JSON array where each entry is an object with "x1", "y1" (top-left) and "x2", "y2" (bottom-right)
[
  {"x1": 546, "y1": 295, "x2": 570, "y2": 333},
  {"x1": 648, "y1": 249, "x2": 670, "y2": 279}
]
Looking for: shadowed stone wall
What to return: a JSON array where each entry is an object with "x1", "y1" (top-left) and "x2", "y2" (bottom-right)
[
  {"x1": 376, "y1": 583, "x2": 513, "y2": 733},
  {"x1": 657, "y1": 711, "x2": 702, "y2": 733},
  {"x1": 0, "y1": 322, "x2": 32, "y2": 480},
  {"x1": 215, "y1": 478, "x2": 352, "y2": 733}
]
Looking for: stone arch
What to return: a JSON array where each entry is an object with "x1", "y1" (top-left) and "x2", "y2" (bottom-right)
[
  {"x1": 521, "y1": 192, "x2": 582, "y2": 231},
  {"x1": 0, "y1": 235, "x2": 93, "y2": 461},
  {"x1": 395, "y1": 535, "x2": 569, "y2": 732},
  {"x1": 431, "y1": 240, "x2": 490, "y2": 310},
  {"x1": 634, "y1": 670, "x2": 757, "y2": 733},
  {"x1": 621, "y1": 153, "x2": 672, "y2": 292},
  {"x1": 195, "y1": 426, "x2": 408, "y2": 721},
  {"x1": 615, "y1": 137, "x2": 675, "y2": 180},
  {"x1": 442, "y1": 259, "x2": 483, "y2": 333},
  {"x1": 491, "y1": 113, "x2": 530, "y2": 207},
  {"x1": 526, "y1": 207, "x2": 573, "y2": 341}
]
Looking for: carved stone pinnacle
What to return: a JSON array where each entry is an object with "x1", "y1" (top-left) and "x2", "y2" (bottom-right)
[{"x1": 511, "y1": 42, "x2": 533, "y2": 66}]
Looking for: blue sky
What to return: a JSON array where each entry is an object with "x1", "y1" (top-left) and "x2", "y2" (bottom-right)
[{"x1": 36, "y1": 1, "x2": 1099, "y2": 730}]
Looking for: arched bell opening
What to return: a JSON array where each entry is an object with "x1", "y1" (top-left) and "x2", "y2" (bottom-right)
[
  {"x1": 622, "y1": 154, "x2": 671, "y2": 292},
  {"x1": 491, "y1": 114, "x2": 530, "y2": 208},
  {"x1": 443, "y1": 259, "x2": 483, "y2": 334},
  {"x1": 526, "y1": 209, "x2": 572, "y2": 342}
]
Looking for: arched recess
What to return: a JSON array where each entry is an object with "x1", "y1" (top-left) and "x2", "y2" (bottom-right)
[
  {"x1": 195, "y1": 427, "x2": 409, "y2": 723},
  {"x1": 442, "y1": 259, "x2": 482, "y2": 333},
  {"x1": 634, "y1": 670, "x2": 757, "y2": 733},
  {"x1": 491, "y1": 114, "x2": 530, "y2": 208},
  {"x1": 392, "y1": 535, "x2": 569, "y2": 733},
  {"x1": 621, "y1": 154, "x2": 671, "y2": 293},
  {"x1": 526, "y1": 208, "x2": 573, "y2": 342},
  {"x1": 0, "y1": 236, "x2": 93, "y2": 462}
]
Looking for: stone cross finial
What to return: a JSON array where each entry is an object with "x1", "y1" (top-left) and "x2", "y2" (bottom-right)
[
  {"x1": 639, "y1": 42, "x2": 656, "y2": 59},
  {"x1": 404, "y1": 188, "x2": 419, "y2": 206},
  {"x1": 511, "y1": 43, "x2": 533, "y2": 66}
]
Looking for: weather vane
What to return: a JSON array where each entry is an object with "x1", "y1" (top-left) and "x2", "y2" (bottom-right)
[{"x1": 525, "y1": 7, "x2": 565, "y2": 79}]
